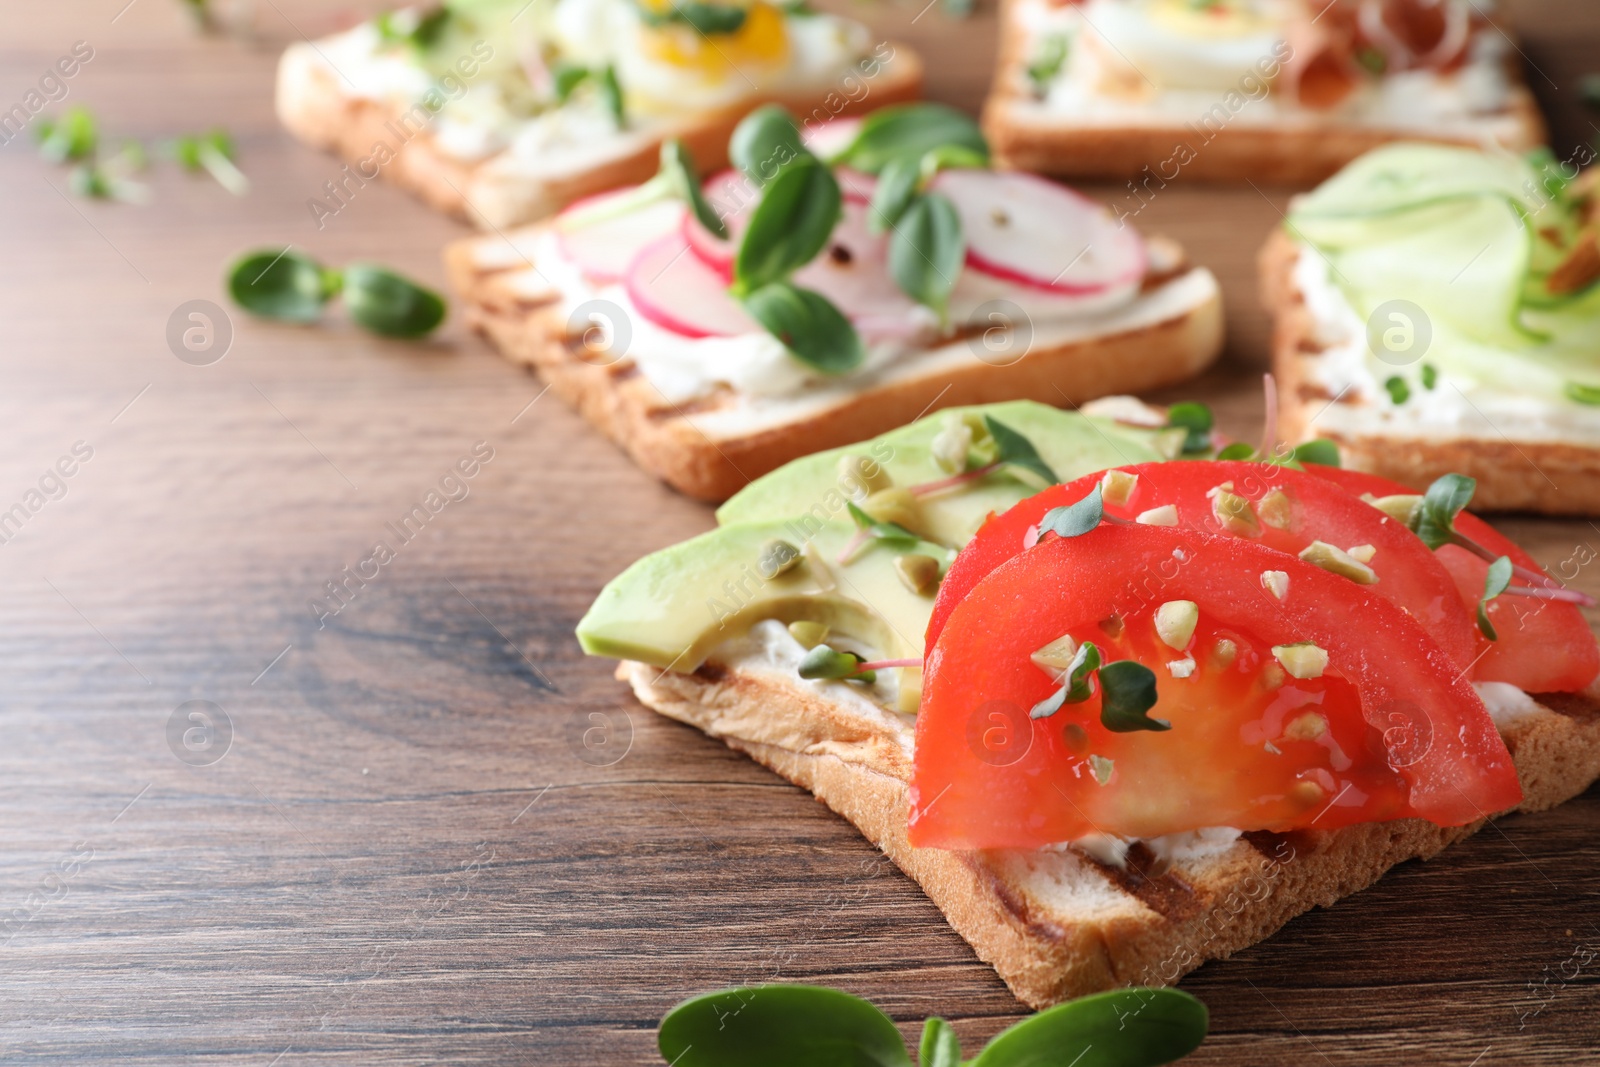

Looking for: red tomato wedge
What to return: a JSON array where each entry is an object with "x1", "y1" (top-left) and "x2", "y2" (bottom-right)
[
  {"x1": 909, "y1": 525, "x2": 1522, "y2": 848},
  {"x1": 1305, "y1": 465, "x2": 1599, "y2": 692},
  {"x1": 928, "y1": 461, "x2": 1481, "y2": 674}
]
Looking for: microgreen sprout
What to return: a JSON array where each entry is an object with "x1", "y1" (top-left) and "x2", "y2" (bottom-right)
[
  {"x1": 1396, "y1": 474, "x2": 1595, "y2": 607},
  {"x1": 171, "y1": 129, "x2": 249, "y2": 195},
  {"x1": 36, "y1": 106, "x2": 97, "y2": 163},
  {"x1": 908, "y1": 416, "x2": 1058, "y2": 498},
  {"x1": 657, "y1": 983, "x2": 1208, "y2": 1067},
  {"x1": 1164, "y1": 402, "x2": 1213, "y2": 455},
  {"x1": 226, "y1": 248, "x2": 446, "y2": 339},
  {"x1": 1477, "y1": 555, "x2": 1513, "y2": 640},
  {"x1": 837, "y1": 501, "x2": 921, "y2": 563}
]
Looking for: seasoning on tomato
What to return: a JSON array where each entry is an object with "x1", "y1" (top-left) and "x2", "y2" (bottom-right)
[
  {"x1": 1304, "y1": 465, "x2": 1600, "y2": 693},
  {"x1": 908, "y1": 524, "x2": 1522, "y2": 849},
  {"x1": 928, "y1": 460, "x2": 1481, "y2": 674}
]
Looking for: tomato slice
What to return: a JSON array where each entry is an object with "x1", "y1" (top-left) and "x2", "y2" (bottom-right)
[
  {"x1": 929, "y1": 461, "x2": 1480, "y2": 674},
  {"x1": 909, "y1": 525, "x2": 1522, "y2": 849},
  {"x1": 1306, "y1": 465, "x2": 1600, "y2": 693}
]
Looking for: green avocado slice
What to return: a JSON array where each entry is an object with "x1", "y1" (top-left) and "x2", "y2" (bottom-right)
[
  {"x1": 715, "y1": 400, "x2": 1163, "y2": 546},
  {"x1": 575, "y1": 521, "x2": 934, "y2": 671}
]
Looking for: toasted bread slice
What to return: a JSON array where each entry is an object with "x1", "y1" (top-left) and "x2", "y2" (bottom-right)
[
  {"x1": 276, "y1": 34, "x2": 922, "y2": 230},
  {"x1": 445, "y1": 228, "x2": 1224, "y2": 502},
  {"x1": 981, "y1": 0, "x2": 1546, "y2": 187},
  {"x1": 618, "y1": 626, "x2": 1600, "y2": 1009},
  {"x1": 1261, "y1": 228, "x2": 1600, "y2": 516}
]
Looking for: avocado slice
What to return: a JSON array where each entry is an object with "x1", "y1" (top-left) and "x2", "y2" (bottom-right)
[
  {"x1": 576, "y1": 521, "x2": 934, "y2": 671},
  {"x1": 715, "y1": 400, "x2": 1163, "y2": 546}
]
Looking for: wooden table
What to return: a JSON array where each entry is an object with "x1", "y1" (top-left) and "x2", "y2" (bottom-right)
[{"x1": 2, "y1": 1, "x2": 1596, "y2": 1063}]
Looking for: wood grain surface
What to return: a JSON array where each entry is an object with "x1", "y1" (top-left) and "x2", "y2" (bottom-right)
[{"x1": 1, "y1": 1, "x2": 1597, "y2": 1063}]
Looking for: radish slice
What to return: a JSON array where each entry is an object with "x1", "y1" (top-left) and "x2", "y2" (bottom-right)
[
  {"x1": 931, "y1": 169, "x2": 1145, "y2": 294},
  {"x1": 802, "y1": 116, "x2": 862, "y2": 160},
  {"x1": 682, "y1": 169, "x2": 760, "y2": 276},
  {"x1": 555, "y1": 190, "x2": 684, "y2": 284},
  {"x1": 792, "y1": 198, "x2": 922, "y2": 327},
  {"x1": 625, "y1": 233, "x2": 759, "y2": 339}
]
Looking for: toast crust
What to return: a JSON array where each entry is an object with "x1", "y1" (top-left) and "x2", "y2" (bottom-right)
[
  {"x1": 621, "y1": 657, "x2": 1600, "y2": 1009},
  {"x1": 1261, "y1": 228, "x2": 1600, "y2": 516},
  {"x1": 276, "y1": 39, "x2": 923, "y2": 229},
  {"x1": 981, "y1": 0, "x2": 1547, "y2": 186},
  {"x1": 445, "y1": 233, "x2": 1225, "y2": 502}
]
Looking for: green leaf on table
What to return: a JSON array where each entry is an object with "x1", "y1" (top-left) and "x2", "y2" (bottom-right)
[
  {"x1": 830, "y1": 102, "x2": 988, "y2": 174},
  {"x1": 733, "y1": 155, "x2": 841, "y2": 295},
  {"x1": 969, "y1": 987, "x2": 1207, "y2": 1067},
  {"x1": 227, "y1": 248, "x2": 337, "y2": 324},
  {"x1": 342, "y1": 263, "x2": 447, "y2": 338},
  {"x1": 1098, "y1": 661, "x2": 1168, "y2": 733},
  {"x1": 37, "y1": 106, "x2": 97, "y2": 163},
  {"x1": 984, "y1": 415, "x2": 1058, "y2": 487},
  {"x1": 658, "y1": 985, "x2": 913, "y2": 1067},
  {"x1": 1477, "y1": 554, "x2": 1513, "y2": 641},
  {"x1": 919, "y1": 1018, "x2": 961, "y2": 1067},
  {"x1": 742, "y1": 281, "x2": 864, "y2": 374},
  {"x1": 888, "y1": 192, "x2": 964, "y2": 321}
]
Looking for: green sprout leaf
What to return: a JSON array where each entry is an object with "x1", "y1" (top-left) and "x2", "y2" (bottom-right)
[
  {"x1": 1565, "y1": 381, "x2": 1600, "y2": 405},
  {"x1": 637, "y1": 0, "x2": 749, "y2": 34},
  {"x1": 868, "y1": 153, "x2": 921, "y2": 233},
  {"x1": 1038, "y1": 485, "x2": 1104, "y2": 540},
  {"x1": 1413, "y1": 472, "x2": 1476, "y2": 550},
  {"x1": 1384, "y1": 375, "x2": 1411, "y2": 405},
  {"x1": 1215, "y1": 441, "x2": 1257, "y2": 461},
  {"x1": 969, "y1": 987, "x2": 1208, "y2": 1067},
  {"x1": 1291, "y1": 439, "x2": 1341, "y2": 467},
  {"x1": 37, "y1": 106, "x2": 97, "y2": 163},
  {"x1": 658, "y1": 985, "x2": 911, "y2": 1067},
  {"x1": 742, "y1": 281, "x2": 864, "y2": 375},
  {"x1": 728, "y1": 105, "x2": 807, "y2": 188},
  {"x1": 597, "y1": 64, "x2": 626, "y2": 128},
  {"x1": 1032, "y1": 641, "x2": 1102, "y2": 718},
  {"x1": 888, "y1": 191, "x2": 964, "y2": 321},
  {"x1": 984, "y1": 415, "x2": 1058, "y2": 487},
  {"x1": 1026, "y1": 33, "x2": 1070, "y2": 93},
  {"x1": 552, "y1": 61, "x2": 590, "y2": 103},
  {"x1": 342, "y1": 263, "x2": 447, "y2": 338},
  {"x1": 661, "y1": 139, "x2": 726, "y2": 239},
  {"x1": 845, "y1": 500, "x2": 920, "y2": 549},
  {"x1": 1098, "y1": 660, "x2": 1168, "y2": 733},
  {"x1": 227, "y1": 248, "x2": 337, "y2": 324},
  {"x1": 797, "y1": 645, "x2": 876, "y2": 683},
  {"x1": 830, "y1": 103, "x2": 988, "y2": 175},
  {"x1": 1164, "y1": 402, "x2": 1213, "y2": 455},
  {"x1": 733, "y1": 154, "x2": 841, "y2": 295},
  {"x1": 1478, "y1": 555, "x2": 1513, "y2": 641},
  {"x1": 919, "y1": 1018, "x2": 960, "y2": 1067},
  {"x1": 1421, "y1": 363, "x2": 1438, "y2": 390}
]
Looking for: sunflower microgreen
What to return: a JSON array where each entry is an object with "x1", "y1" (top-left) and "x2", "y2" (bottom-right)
[{"x1": 1478, "y1": 555, "x2": 1513, "y2": 641}]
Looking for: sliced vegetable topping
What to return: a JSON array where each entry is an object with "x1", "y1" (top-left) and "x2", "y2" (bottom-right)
[
  {"x1": 1305, "y1": 465, "x2": 1600, "y2": 692},
  {"x1": 928, "y1": 460, "x2": 1481, "y2": 674},
  {"x1": 909, "y1": 524, "x2": 1521, "y2": 847}
]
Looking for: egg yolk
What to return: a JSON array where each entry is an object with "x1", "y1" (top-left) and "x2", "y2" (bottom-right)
[
  {"x1": 1147, "y1": 0, "x2": 1276, "y2": 39},
  {"x1": 638, "y1": 0, "x2": 790, "y2": 77}
]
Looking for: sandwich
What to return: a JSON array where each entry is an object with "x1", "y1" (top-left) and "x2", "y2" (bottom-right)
[
  {"x1": 1265, "y1": 141, "x2": 1600, "y2": 515},
  {"x1": 445, "y1": 104, "x2": 1224, "y2": 502},
  {"x1": 983, "y1": 0, "x2": 1546, "y2": 190},
  {"x1": 276, "y1": 0, "x2": 920, "y2": 229},
  {"x1": 574, "y1": 398, "x2": 1600, "y2": 1007}
]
